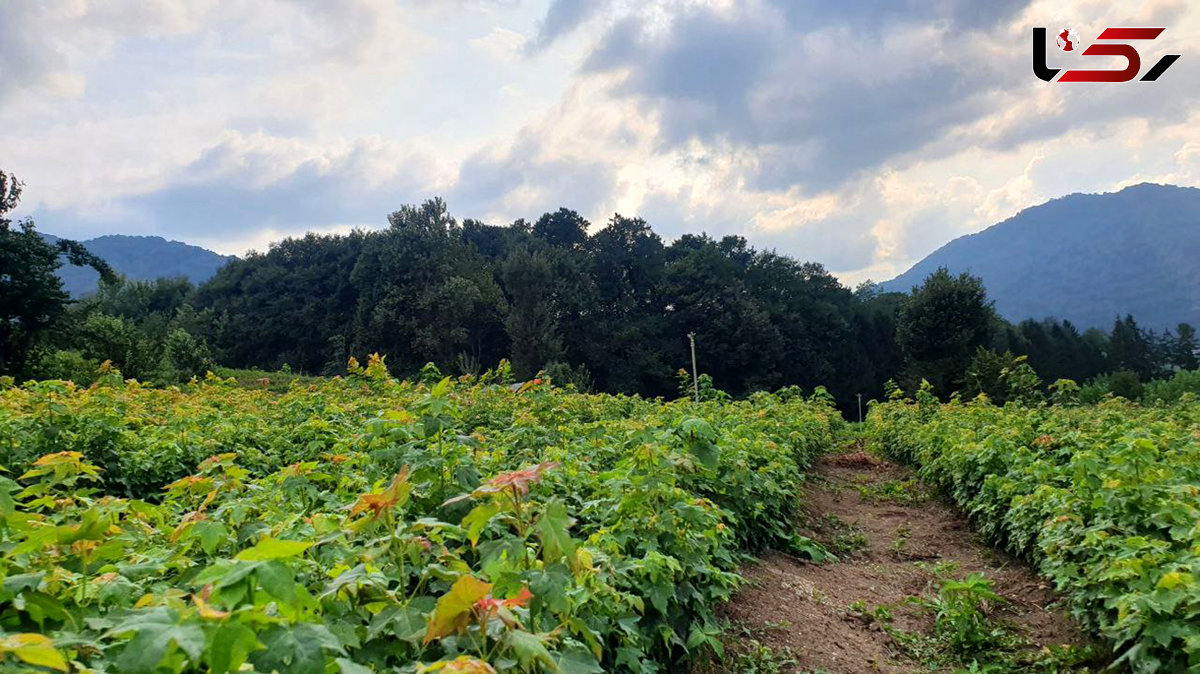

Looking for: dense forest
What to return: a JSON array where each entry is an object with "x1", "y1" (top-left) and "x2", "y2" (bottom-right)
[{"x1": 3, "y1": 171, "x2": 1198, "y2": 414}]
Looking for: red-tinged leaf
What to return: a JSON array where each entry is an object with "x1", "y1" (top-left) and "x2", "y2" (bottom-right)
[{"x1": 423, "y1": 575, "x2": 493, "y2": 643}]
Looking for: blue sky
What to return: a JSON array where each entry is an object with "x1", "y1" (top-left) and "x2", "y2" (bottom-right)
[{"x1": 2, "y1": 0, "x2": 1198, "y2": 283}]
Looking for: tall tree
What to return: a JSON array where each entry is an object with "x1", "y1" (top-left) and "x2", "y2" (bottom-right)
[
  {"x1": 1109, "y1": 314, "x2": 1154, "y2": 379},
  {"x1": 500, "y1": 247, "x2": 564, "y2": 379},
  {"x1": 1174, "y1": 323, "x2": 1199, "y2": 371},
  {"x1": 532, "y1": 208, "x2": 588, "y2": 250},
  {"x1": 0, "y1": 172, "x2": 114, "y2": 374},
  {"x1": 661, "y1": 235, "x2": 784, "y2": 395},
  {"x1": 895, "y1": 268, "x2": 993, "y2": 396},
  {"x1": 581, "y1": 214, "x2": 670, "y2": 394}
]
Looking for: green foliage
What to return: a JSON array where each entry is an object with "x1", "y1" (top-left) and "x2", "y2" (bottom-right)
[
  {"x1": 1079, "y1": 369, "x2": 1143, "y2": 403},
  {"x1": 676, "y1": 369, "x2": 729, "y2": 402},
  {"x1": 869, "y1": 394, "x2": 1200, "y2": 672},
  {"x1": 926, "y1": 573, "x2": 1006, "y2": 655},
  {"x1": 896, "y1": 268, "x2": 994, "y2": 397},
  {"x1": 728, "y1": 639, "x2": 798, "y2": 673},
  {"x1": 543, "y1": 362, "x2": 594, "y2": 393},
  {"x1": 24, "y1": 349, "x2": 102, "y2": 386},
  {"x1": 1140, "y1": 368, "x2": 1200, "y2": 404},
  {"x1": 0, "y1": 373, "x2": 841, "y2": 672},
  {"x1": 0, "y1": 172, "x2": 114, "y2": 375}
]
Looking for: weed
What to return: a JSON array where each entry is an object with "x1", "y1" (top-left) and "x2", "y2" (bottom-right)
[
  {"x1": 814, "y1": 513, "x2": 869, "y2": 557},
  {"x1": 857, "y1": 477, "x2": 929, "y2": 504},
  {"x1": 890, "y1": 522, "x2": 911, "y2": 556},
  {"x1": 926, "y1": 573, "x2": 1008, "y2": 655},
  {"x1": 730, "y1": 639, "x2": 800, "y2": 674}
]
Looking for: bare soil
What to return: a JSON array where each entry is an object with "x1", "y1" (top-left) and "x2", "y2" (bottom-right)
[{"x1": 703, "y1": 449, "x2": 1093, "y2": 673}]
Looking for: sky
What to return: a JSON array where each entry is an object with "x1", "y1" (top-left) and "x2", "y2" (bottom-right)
[{"x1": 2, "y1": 0, "x2": 1198, "y2": 284}]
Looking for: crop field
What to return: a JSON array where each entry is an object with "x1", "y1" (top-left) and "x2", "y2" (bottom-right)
[
  {"x1": 868, "y1": 387, "x2": 1200, "y2": 673},
  {"x1": 0, "y1": 361, "x2": 841, "y2": 673}
]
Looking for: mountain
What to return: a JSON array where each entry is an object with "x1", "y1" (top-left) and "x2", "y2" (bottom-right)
[
  {"x1": 882, "y1": 183, "x2": 1200, "y2": 330},
  {"x1": 43, "y1": 234, "x2": 233, "y2": 296}
]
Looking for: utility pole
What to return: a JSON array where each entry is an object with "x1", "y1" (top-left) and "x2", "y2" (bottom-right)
[
  {"x1": 688, "y1": 332, "x2": 699, "y2": 402},
  {"x1": 857, "y1": 393, "x2": 863, "y2": 423}
]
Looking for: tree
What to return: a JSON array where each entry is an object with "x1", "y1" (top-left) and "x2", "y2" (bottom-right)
[
  {"x1": 350, "y1": 199, "x2": 507, "y2": 373},
  {"x1": 1174, "y1": 323, "x2": 1199, "y2": 371},
  {"x1": 500, "y1": 247, "x2": 564, "y2": 379},
  {"x1": 661, "y1": 235, "x2": 784, "y2": 395},
  {"x1": 895, "y1": 268, "x2": 993, "y2": 396},
  {"x1": 532, "y1": 208, "x2": 588, "y2": 249},
  {"x1": 1108, "y1": 315, "x2": 1154, "y2": 379},
  {"x1": 579, "y1": 214, "x2": 671, "y2": 394},
  {"x1": 0, "y1": 171, "x2": 114, "y2": 374}
]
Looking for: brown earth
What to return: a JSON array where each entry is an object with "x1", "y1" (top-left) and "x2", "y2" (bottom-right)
[{"x1": 699, "y1": 449, "x2": 1098, "y2": 674}]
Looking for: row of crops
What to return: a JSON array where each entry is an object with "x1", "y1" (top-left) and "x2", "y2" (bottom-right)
[
  {"x1": 868, "y1": 386, "x2": 1200, "y2": 673},
  {"x1": 0, "y1": 366, "x2": 841, "y2": 673}
]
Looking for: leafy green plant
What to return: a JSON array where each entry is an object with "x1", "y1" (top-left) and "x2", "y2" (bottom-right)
[
  {"x1": 925, "y1": 573, "x2": 1007, "y2": 655},
  {"x1": 869, "y1": 392, "x2": 1200, "y2": 672},
  {"x1": 0, "y1": 370, "x2": 842, "y2": 672}
]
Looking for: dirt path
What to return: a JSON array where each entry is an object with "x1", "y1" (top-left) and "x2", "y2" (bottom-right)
[{"x1": 707, "y1": 448, "x2": 1096, "y2": 673}]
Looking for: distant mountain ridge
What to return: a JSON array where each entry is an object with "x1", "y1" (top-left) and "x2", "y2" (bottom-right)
[
  {"x1": 43, "y1": 233, "x2": 232, "y2": 296},
  {"x1": 882, "y1": 183, "x2": 1200, "y2": 330}
]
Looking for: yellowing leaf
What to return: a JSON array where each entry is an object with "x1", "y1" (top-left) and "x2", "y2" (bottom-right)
[
  {"x1": 1157, "y1": 571, "x2": 1193, "y2": 590},
  {"x1": 0, "y1": 633, "x2": 68, "y2": 672},
  {"x1": 423, "y1": 574, "x2": 492, "y2": 644},
  {"x1": 418, "y1": 656, "x2": 498, "y2": 674},
  {"x1": 235, "y1": 537, "x2": 313, "y2": 561}
]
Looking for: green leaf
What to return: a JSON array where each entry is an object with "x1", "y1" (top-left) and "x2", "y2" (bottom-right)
[
  {"x1": 251, "y1": 624, "x2": 343, "y2": 674},
  {"x1": 689, "y1": 442, "x2": 720, "y2": 470},
  {"x1": 505, "y1": 630, "x2": 558, "y2": 671},
  {"x1": 461, "y1": 501, "x2": 499, "y2": 546},
  {"x1": 0, "y1": 476, "x2": 19, "y2": 517},
  {"x1": 1157, "y1": 571, "x2": 1192, "y2": 590},
  {"x1": 235, "y1": 537, "x2": 313, "y2": 561},
  {"x1": 194, "y1": 520, "x2": 229, "y2": 556},
  {"x1": 536, "y1": 500, "x2": 575, "y2": 564},
  {"x1": 255, "y1": 560, "x2": 298, "y2": 605},
  {"x1": 207, "y1": 622, "x2": 262, "y2": 674},
  {"x1": 556, "y1": 643, "x2": 603, "y2": 674},
  {"x1": 337, "y1": 658, "x2": 375, "y2": 674},
  {"x1": 431, "y1": 376, "x2": 453, "y2": 397},
  {"x1": 114, "y1": 618, "x2": 205, "y2": 674}
]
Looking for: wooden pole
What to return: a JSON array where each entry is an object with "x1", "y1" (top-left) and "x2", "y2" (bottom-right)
[{"x1": 688, "y1": 332, "x2": 699, "y2": 402}]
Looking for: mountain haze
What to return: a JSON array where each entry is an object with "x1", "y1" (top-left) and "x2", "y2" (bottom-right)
[
  {"x1": 883, "y1": 183, "x2": 1200, "y2": 330},
  {"x1": 43, "y1": 234, "x2": 232, "y2": 296}
]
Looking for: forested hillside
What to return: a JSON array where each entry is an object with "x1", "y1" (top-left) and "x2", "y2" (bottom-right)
[
  {"x1": 885, "y1": 183, "x2": 1200, "y2": 329},
  {"x1": 43, "y1": 233, "x2": 231, "y2": 296}
]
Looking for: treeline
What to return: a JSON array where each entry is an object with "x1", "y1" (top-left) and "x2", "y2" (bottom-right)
[
  {"x1": 3, "y1": 170, "x2": 1198, "y2": 412},
  {"x1": 191, "y1": 199, "x2": 904, "y2": 408}
]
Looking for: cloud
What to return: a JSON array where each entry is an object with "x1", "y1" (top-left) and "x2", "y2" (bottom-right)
[
  {"x1": 580, "y1": 3, "x2": 1020, "y2": 190},
  {"x1": 28, "y1": 132, "x2": 441, "y2": 254},
  {"x1": 0, "y1": 4, "x2": 79, "y2": 104},
  {"x1": 4, "y1": 0, "x2": 1200, "y2": 289},
  {"x1": 450, "y1": 131, "x2": 618, "y2": 220},
  {"x1": 526, "y1": 0, "x2": 610, "y2": 53}
]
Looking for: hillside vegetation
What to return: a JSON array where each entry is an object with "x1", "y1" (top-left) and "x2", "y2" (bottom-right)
[{"x1": 885, "y1": 183, "x2": 1200, "y2": 330}]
